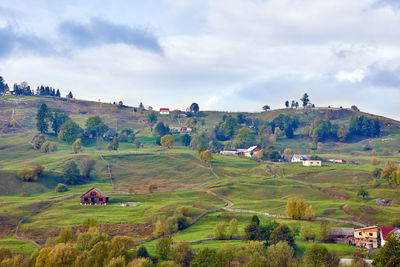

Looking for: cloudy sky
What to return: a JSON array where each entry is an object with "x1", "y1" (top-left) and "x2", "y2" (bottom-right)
[{"x1": 1, "y1": 0, "x2": 400, "y2": 118}]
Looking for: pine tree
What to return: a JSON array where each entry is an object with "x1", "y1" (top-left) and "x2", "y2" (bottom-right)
[
  {"x1": 56, "y1": 89, "x2": 61, "y2": 97},
  {"x1": 36, "y1": 104, "x2": 49, "y2": 133}
]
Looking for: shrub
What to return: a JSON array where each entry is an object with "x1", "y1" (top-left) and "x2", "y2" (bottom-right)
[{"x1": 55, "y1": 183, "x2": 68, "y2": 192}]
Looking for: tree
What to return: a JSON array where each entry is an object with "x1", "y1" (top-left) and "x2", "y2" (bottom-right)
[
  {"x1": 300, "y1": 93, "x2": 310, "y2": 107},
  {"x1": 161, "y1": 134, "x2": 174, "y2": 148},
  {"x1": 244, "y1": 222, "x2": 260, "y2": 241},
  {"x1": 148, "y1": 183, "x2": 158, "y2": 193},
  {"x1": 270, "y1": 224, "x2": 295, "y2": 249},
  {"x1": 381, "y1": 159, "x2": 397, "y2": 183},
  {"x1": 67, "y1": 91, "x2": 73, "y2": 99},
  {"x1": 32, "y1": 134, "x2": 46, "y2": 150},
  {"x1": 266, "y1": 241, "x2": 294, "y2": 267},
  {"x1": 228, "y1": 219, "x2": 238, "y2": 239},
  {"x1": 304, "y1": 243, "x2": 328, "y2": 267},
  {"x1": 40, "y1": 141, "x2": 58, "y2": 152},
  {"x1": 190, "y1": 103, "x2": 199, "y2": 115},
  {"x1": 181, "y1": 134, "x2": 191, "y2": 147},
  {"x1": 135, "y1": 139, "x2": 141, "y2": 149},
  {"x1": 51, "y1": 109, "x2": 69, "y2": 135},
  {"x1": 155, "y1": 122, "x2": 169, "y2": 136},
  {"x1": 262, "y1": 105, "x2": 270, "y2": 111},
  {"x1": 63, "y1": 161, "x2": 81, "y2": 185},
  {"x1": 147, "y1": 112, "x2": 158, "y2": 133},
  {"x1": 81, "y1": 159, "x2": 96, "y2": 178},
  {"x1": 72, "y1": 138, "x2": 83, "y2": 153},
  {"x1": 137, "y1": 246, "x2": 150, "y2": 258},
  {"x1": 235, "y1": 127, "x2": 255, "y2": 148},
  {"x1": 337, "y1": 126, "x2": 347, "y2": 142},
  {"x1": 283, "y1": 148, "x2": 293, "y2": 156},
  {"x1": 285, "y1": 100, "x2": 289, "y2": 108},
  {"x1": 318, "y1": 221, "x2": 331, "y2": 241},
  {"x1": 108, "y1": 136, "x2": 119, "y2": 150},
  {"x1": 86, "y1": 116, "x2": 108, "y2": 138},
  {"x1": 199, "y1": 150, "x2": 213, "y2": 162},
  {"x1": 304, "y1": 205, "x2": 315, "y2": 219},
  {"x1": 36, "y1": 103, "x2": 50, "y2": 133},
  {"x1": 55, "y1": 183, "x2": 68, "y2": 192},
  {"x1": 58, "y1": 120, "x2": 83, "y2": 144},
  {"x1": 357, "y1": 189, "x2": 369, "y2": 200},
  {"x1": 214, "y1": 222, "x2": 226, "y2": 240},
  {"x1": 300, "y1": 224, "x2": 315, "y2": 241},
  {"x1": 157, "y1": 235, "x2": 172, "y2": 260},
  {"x1": 251, "y1": 215, "x2": 260, "y2": 226},
  {"x1": 172, "y1": 242, "x2": 194, "y2": 267},
  {"x1": 190, "y1": 248, "x2": 216, "y2": 267},
  {"x1": 373, "y1": 233, "x2": 400, "y2": 266},
  {"x1": 286, "y1": 198, "x2": 306, "y2": 218}
]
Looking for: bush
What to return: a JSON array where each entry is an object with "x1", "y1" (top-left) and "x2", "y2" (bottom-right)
[{"x1": 55, "y1": 183, "x2": 68, "y2": 192}]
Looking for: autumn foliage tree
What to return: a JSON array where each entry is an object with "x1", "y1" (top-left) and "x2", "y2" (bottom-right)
[
  {"x1": 286, "y1": 198, "x2": 312, "y2": 218},
  {"x1": 200, "y1": 150, "x2": 213, "y2": 162},
  {"x1": 161, "y1": 134, "x2": 174, "y2": 148},
  {"x1": 17, "y1": 164, "x2": 44, "y2": 182}
]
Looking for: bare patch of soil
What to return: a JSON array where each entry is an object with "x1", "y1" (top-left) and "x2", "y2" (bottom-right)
[
  {"x1": 0, "y1": 216, "x2": 17, "y2": 237},
  {"x1": 193, "y1": 205, "x2": 217, "y2": 210},
  {"x1": 323, "y1": 209, "x2": 336, "y2": 215},
  {"x1": 321, "y1": 187, "x2": 348, "y2": 200},
  {"x1": 361, "y1": 206, "x2": 378, "y2": 214},
  {"x1": 340, "y1": 204, "x2": 376, "y2": 225}
]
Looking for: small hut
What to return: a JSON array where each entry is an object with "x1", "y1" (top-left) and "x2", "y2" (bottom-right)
[{"x1": 80, "y1": 188, "x2": 109, "y2": 205}]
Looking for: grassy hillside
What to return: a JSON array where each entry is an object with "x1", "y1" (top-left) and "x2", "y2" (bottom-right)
[{"x1": 1, "y1": 95, "x2": 400, "y2": 260}]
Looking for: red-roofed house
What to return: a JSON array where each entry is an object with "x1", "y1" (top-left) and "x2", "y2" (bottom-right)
[
  {"x1": 380, "y1": 227, "x2": 400, "y2": 246},
  {"x1": 160, "y1": 108, "x2": 170, "y2": 115}
]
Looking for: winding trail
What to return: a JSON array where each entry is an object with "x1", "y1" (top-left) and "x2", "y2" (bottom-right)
[
  {"x1": 203, "y1": 188, "x2": 367, "y2": 227},
  {"x1": 100, "y1": 155, "x2": 114, "y2": 192}
]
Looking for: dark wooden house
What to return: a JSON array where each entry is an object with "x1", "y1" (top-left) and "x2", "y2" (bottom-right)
[
  {"x1": 330, "y1": 227, "x2": 354, "y2": 245},
  {"x1": 80, "y1": 188, "x2": 109, "y2": 205}
]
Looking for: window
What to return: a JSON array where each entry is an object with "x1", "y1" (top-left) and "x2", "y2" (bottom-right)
[
  {"x1": 99, "y1": 198, "x2": 103, "y2": 201},
  {"x1": 359, "y1": 232, "x2": 362, "y2": 236},
  {"x1": 369, "y1": 233, "x2": 373, "y2": 236},
  {"x1": 84, "y1": 198, "x2": 88, "y2": 201}
]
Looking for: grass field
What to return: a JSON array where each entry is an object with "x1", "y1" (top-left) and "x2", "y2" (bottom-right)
[{"x1": 1, "y1": 95, "x2": 400, "y2": 259}]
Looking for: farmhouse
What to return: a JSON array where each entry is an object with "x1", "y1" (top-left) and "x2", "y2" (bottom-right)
[
  {"x1": 159, "y1": 108, "x2": 170, "y2": 115},
  {"x1": 302, "y1": 160, "x2": 321, "y2": 167},
  {"x1": 291, "y1": 154, "x2": 308, "y2": 162},
  {"x1": 380, "y1": 227, "x2": 400, "y2": 246},
  {"x1": 80, "y1": 188, "x2": 109, "y2": 205},
  {"x1": 354, "y1": 226, "x2": 378, "y2": 248},
  {"x1": 330, "y1": 227, "x2": 354, "y2": 245},
  {"x1": 237, "y1": 146, "x2": 261, "y2": 157}
]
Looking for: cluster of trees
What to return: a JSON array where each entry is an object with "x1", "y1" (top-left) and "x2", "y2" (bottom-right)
[
  {"x1": 306, "y1": 118, "x2": 341, "y2": 142},
  {"x1": 17, "y1": 164, "x2": 44, "y2": 182},
  {"x1": 62, "y1": 159, "x2": 96, "y2": 185},
  {"x1": 286, "y1": 198, "x2": 314, "y2": 219},
  {"x1": 214, "y1": 219, "x2": 238, "y2": 240},
  {"x1": 35, "y1": 85, "x2": 61, "y2": 97},
  {"x1": 349, "y1": 115, "x2": 380, "y2": 137},
  {"x1": 153, "y1": 207, "x2": 193, "y2": 238},
  {"x1": 36, "y1": 104, "x2": 70, "y2": 135},
  {"x1": 270, "y1": 114, "x2": 299, "y2": 139},
  {"x1": 381, "y1": 160, "x2": 400, "y2": 185},
  {"x1": 32, "y1": 134, "x2": 57, "y2": 153}
]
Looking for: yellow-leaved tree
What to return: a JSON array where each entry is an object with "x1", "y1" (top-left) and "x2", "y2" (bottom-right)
[{"x1": 161, "y1": 134, "x2": 174, "y2": 148}]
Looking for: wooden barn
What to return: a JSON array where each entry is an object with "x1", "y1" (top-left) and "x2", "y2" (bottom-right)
[{"x1": 80, "y1": 188, "x2": 109, "y2": 205}]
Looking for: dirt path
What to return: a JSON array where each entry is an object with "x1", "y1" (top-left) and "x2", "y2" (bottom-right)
[
  {"x1": 267, "y1": 165, "x2": 279, "y2": 178},
  {"x1": 14, "y1": 195, "x2": 76, "y2": 249},
  {"x1": 204, "y1": 189, "x2": 367, "y2": 227},
  {"x1": 100, "y1": 155, "x2": 114, "y2": 192}
]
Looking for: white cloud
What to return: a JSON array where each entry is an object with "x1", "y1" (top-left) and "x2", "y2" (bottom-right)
[{"x1": 335, "y1": 69, "x2": 366, "y2": 83}]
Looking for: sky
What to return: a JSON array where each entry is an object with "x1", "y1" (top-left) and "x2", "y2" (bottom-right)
[{"x1": 1, "y1": 0, "x2": 400, "y2": 119}]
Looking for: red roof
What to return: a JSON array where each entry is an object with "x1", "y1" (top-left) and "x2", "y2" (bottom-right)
[
  {"x1": 381, "y1": 227, "x2": 400, "y2": 240},
  {"x1": 160, "y1": 108, "x2": 170, "y2": 111}
]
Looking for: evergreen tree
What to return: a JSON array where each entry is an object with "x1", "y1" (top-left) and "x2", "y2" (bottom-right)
[
  {"x1": 67, "y1": 91, "x2": 73, "y2": 99},
  {"x1": 51, "y1": 109, "x2": 69, "y2": 134},
  {"x1": 56, "y1": 89, "x2": 61, "y2": 97},
  {"x1": 62, "y1": 161, "x2": 81, "y2": 185},
  {"x1": 301, "y1": 93, "x2": 310, "y2": 107},
  {"x1": 36, "y1": 104, "x2": 49, "y2": 133}
]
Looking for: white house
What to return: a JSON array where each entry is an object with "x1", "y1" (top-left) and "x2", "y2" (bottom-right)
[
  {"x1": 291, "y1": 154, "x2": 308, "y2": 162},
  {"x1": 303, "y1": 160, "x2": 322, "y2": 167},
  {"x1": 237, "y1": 146, "x2": 261, "y2": 157},
  {"x1": 160, "y1": 108, "x2": 170, "y2": 115}
]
